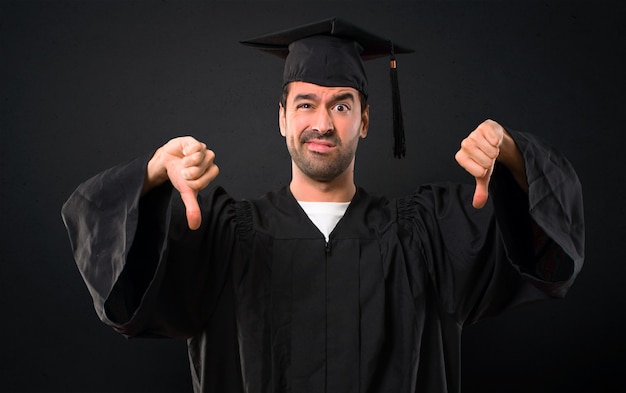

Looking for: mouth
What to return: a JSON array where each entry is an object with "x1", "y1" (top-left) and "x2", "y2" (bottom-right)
[
  {"x1": 305, "y1": 139, "x2": 336, "y2": 153},
  {"x1": 301, "y1": 129, "x2": 339, "y2": 152}
]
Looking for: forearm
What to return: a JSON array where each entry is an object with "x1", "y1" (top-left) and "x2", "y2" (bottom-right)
[
  {"x1": 491, "y1": 129, "x2": 584, "y2": 296},
  {"x1": 497, "y1": 130, "x2": 528, "y2": 193},
  {"x1": 141, "y1": 147, "x2": 169, "y2": 196}
]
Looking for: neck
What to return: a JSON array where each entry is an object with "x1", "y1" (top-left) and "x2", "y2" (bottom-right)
[{"x1": 289, "y1": 162, "x2": 356, "y2": 202}]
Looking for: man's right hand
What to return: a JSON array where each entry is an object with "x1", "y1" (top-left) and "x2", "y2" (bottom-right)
[{"x1": 143, "y1": 136, "x2": 219, "y2": 230}]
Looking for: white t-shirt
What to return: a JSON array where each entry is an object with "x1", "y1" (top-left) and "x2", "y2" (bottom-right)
[{"x1": 298, "y1": 201, "x2": 350, "y2": 242}]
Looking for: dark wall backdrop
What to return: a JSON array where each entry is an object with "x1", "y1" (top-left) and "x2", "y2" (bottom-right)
[{"x1": 1, "y1": 1, "x2": 624, "y2": 392}]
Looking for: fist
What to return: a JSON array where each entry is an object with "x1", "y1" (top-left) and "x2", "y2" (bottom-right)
[
  {"x1": 147, "y1": 136, "x2": 219, "y2": 229},
  {"x1": 455, "y1": 120, "x2": 505, "y2": 209}
]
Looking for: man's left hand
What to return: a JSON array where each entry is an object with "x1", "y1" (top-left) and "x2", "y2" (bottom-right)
[{"x1": 455, "y1": 119, "x2": 505, "y2": 209}]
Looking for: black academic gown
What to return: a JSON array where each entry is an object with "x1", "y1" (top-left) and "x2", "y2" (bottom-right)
[{"x1": 61, "y1": 131, "x2": 584, "y2": 393}]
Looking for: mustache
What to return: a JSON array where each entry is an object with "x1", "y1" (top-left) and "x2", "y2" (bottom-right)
[{"x1": 300, "y1": 130, "x2": 341, "y2": 145}]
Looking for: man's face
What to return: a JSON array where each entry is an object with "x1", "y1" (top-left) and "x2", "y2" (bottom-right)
[{"x1": 279, "y1": 81, "x2": 369, "y2": 182}]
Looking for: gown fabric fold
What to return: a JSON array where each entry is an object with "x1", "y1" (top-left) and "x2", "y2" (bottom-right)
[{"x1": 61, "y1": 131, "x2": 584, "y2": 393}]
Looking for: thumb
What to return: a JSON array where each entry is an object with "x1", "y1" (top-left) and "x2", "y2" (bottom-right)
[
  {"x1": 180, "y1": 189, "x2": 202, "y2": 230},
  {"x1": 472, "y1": 175, "x2": 490, "y2": 209}
]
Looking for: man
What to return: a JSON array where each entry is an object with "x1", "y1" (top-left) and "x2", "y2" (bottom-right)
[{"x1": 62, "y1": 18, "x2": 584, "y2": 393}]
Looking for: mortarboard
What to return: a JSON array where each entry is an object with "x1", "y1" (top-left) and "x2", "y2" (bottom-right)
[{"x1": 240, "y1": 17, "x2": 414, "y2": 158}]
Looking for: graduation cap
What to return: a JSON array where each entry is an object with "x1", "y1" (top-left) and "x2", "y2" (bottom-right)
[{"x1": 240, "y1": 17, "x2": 414, "y2": 158}]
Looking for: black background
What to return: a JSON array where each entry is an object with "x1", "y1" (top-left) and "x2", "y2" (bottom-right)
[{"x1": 1, "y1": 1, "x2": 624, "y2": 392}]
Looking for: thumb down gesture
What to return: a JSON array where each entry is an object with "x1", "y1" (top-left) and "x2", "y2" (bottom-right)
[
  {"x1": 455, "y1": 120, "x2": 506, "y2": 209},
  {"x1": 144, "y1": 136, "x2": 220, "y2": 230}
]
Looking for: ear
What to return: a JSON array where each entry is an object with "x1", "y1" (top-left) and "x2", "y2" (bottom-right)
[
  {"x1": 278, "y1": 103, "x2": 286, "y2": 137},
  {"x1": 360, "y1": 104, "x2": 370, "y2": 138}
]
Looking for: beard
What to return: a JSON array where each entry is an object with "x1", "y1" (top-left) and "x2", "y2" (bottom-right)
[{"x1": 287, "y1": 129, "x2": 358, "y2": 182}]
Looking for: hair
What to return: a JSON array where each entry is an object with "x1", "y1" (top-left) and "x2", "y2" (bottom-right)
[{"x1": 280, "y1": 83, "x2": 368, "y2": 112}]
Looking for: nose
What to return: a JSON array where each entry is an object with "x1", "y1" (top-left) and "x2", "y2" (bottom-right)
[{"x1": 312, "y1": 108, "x2": 334, "y2": 135}]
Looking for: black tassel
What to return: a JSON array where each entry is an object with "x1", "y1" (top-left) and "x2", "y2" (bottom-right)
[{"x1": 390, "y1": 42, "x2": 406, "y2": 158}]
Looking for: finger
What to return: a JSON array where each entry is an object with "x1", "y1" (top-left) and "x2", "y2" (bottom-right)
[
  {"x1": 460, "y1": 142, "x2": 497, "y2": 170},
  {"x1": 476, "y1": 128, "x2": 501, "y2": 149},
  {"x1": 182, "y1": 152, "x2": 205, "y2": 172},
  {"x1": 473, "y1": 158, "x2": 496, "y2": 209},
  {"x1": 181, "y1": 150, "x2": 215, "y2": 180},
  {"x1": 457, "y1": 149, "x2": 494, "y2": 209},
  {"x1": 201, "y1": 162, "x2": 220, "y2": 184},
  {"x1": 487, "y1": 119, "x2": 504, "y2": 139},
  {"x1": 181, "y1": 165, "x2": 207, "y2": 181},
  {"x1": 182, "y1": 148, "x2": 214, "y2": 171},
  {"x1": 182, "y1": 140, "x2": 206, "y2": 156},
  {"x1": 462, "y1": 133, "x2": 499, "y2": 162},
  {"x1": 180, "y1": 189, "x2": 202, "y2": 230},
  {"x1": 472, "y1": 175, "x2": 490, "y2": 209},
  {"x1": 184, "y1": 163, "x2": 220, "y2": 191},
  {"x1": 455, "y1": 150, "x2": 490, "y2": 179}
]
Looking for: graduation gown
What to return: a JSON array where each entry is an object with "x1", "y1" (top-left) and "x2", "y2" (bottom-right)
[{"x1": 61, "y1": 131, "x2": 584, "y2": 393}]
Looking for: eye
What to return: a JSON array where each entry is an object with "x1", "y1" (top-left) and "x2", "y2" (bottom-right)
[
  {"x1": 333, "y1": 103, "x2": 350, "y2": 112},
  {"x1": 297, "y1": 103, "x2": 313, "y2": 110}
]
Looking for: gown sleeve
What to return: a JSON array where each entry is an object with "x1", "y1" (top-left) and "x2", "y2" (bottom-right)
[
  {"x1": 61, "y1": 154, "x2": 242, "y2": 338},
  {"x1": 399, "y1": 130, "x2": 584, "y2": 326}
]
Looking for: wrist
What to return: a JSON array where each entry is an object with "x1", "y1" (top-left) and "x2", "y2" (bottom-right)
[
  {"x1": 497, "y1": 131, "x2": 528, "y2": 192},
  {"x1": 142, "y1": 148, "x2": 169, "y2": 195}
]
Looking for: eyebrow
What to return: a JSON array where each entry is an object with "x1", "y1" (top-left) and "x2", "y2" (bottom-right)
[
  {"x1": 332, "y1": 92, "x2": 356, "y2": 103},
  {"x1": 292, "y1": 92, "x2": 356, "y2": 104}
]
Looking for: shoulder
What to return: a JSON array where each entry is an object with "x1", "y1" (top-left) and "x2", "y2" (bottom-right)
[{"x1": 396, "y1": 182, "x2": 487, "y2": 223}]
